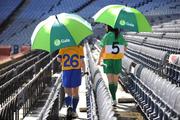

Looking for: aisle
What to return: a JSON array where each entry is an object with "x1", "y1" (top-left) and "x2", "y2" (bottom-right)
[
  {"x1": 93, "y1": 47, "x2": 144, "y2": 120},
  {"x1": 98, "y1": 65, "x2": 144, "y2": 120}
]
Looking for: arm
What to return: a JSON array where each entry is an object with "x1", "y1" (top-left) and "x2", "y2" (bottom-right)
[
  {"x1": 124, "y1": 46, "x2": 127, "y2": 51},
  {"x1": 57, "y1": 49, "x2": 62, "y2": 66},
  {"x1": 124, "y1": 39, "x2": 128, "y2": 51},
  {"x1": 57, "y1": 56, "x2": 62, "y2": 63},
  {"x1": 97, "y1": 33, "x2": 107, "y2": 65},
  {"x1": 80, "y1": 58, "x2": 85, "y2": 73},
  {"x1": 79, "y1": 45, "x2": 86, "y2": 73},
  {"x1": 57, "y1": 55, "x2": 62, "y2": 67},
  {"x1": 97, "y1": 47, "x2": 105, "y2": 65}
]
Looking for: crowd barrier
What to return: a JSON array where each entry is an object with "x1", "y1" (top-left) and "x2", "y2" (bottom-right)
[{"x1": 85, "y1": 43, "x2": 116, "y2": 120}]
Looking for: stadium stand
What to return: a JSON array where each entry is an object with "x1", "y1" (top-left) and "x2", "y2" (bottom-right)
[
  {"x1": 0, "y1": 0, "x2": 93, "y2": 45},
  {"x1": 120, "y1": 14, "x2": 180, "y2": 120},
  {"x1": 92, "y1": 13, "x2": 180, "y2": 119},
  {"x1": 0, "y1": 0, "x2": 180, "y2": 119},
  {"x1": 125, "y1": 65, "x2": 180, "y2": 120},
  {"x1": 0, "y1": 0, "x2": 23, "y2": 26}
]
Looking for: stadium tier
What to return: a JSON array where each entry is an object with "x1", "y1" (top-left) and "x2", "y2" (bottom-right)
[{"x1": 0, "y1": 0, "x2": 180, "y2": 120}]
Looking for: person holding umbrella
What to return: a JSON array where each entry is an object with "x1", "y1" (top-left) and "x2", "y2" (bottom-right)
[
  {"x1": 97, "y1": 25, "x2": 127, "y2": 106},
  {"x1": 31, "y1": 13, "x2": 93, "y2": 118},
  {"x1": 57, "y1": 45, "x2": 85, "y2": 118},
  {"x1": 93, "y1": 4, "x2": 152, "y2": 106}
]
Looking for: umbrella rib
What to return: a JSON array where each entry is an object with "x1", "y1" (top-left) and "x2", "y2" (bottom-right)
[{"x1": 114, "y1": 8, "x2": 122, "y2": 28}]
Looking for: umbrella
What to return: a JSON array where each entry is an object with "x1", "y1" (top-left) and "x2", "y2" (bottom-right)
[
  {"x1": 93, "y1": 5, "x2": 152, "y2": 32},
  {"x1": 31, "y1": 13, "x2": 93, "y2": 52}
]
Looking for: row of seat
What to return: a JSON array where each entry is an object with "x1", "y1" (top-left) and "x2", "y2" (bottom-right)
[
  {"x1": 85, "y1": 43, "x2": 116, "y2": 120},
  {"x1": 121, "y1": 56, "x2": 180, "y2": 120},
  {"x1": 0, "y1": 0, "x2": 22, "y2": 25},
  {"x1": 0, "y1": 53, "x2": 58, "y2": 120},
  {"x1": 131, "y1": 65, "x2": 180, "y2": 120},
  {"x1": 0, "y1": 0, "x2": 60, "y2": 42},
  {"x1": 153, "y1": 23, "x2": 180, "y2": 29},
  {"x1": 124, "y1": 18, "x2": 180, "y2": 84},
  {"x1": 0, "y1": 51, "x2": 47, "y2": 86},
  {"x1": 164, "y1": 63, "x2": 180, "y2": 85},
  {"x1": 153, "y1": 27, "x2": 180, "y2": 33},
  {"x1": 125, "y1": 35, "x2": 180, "y2": 54},
  {"x1": 0, "y1": 53, "x2": 51, "y2": 106},
  {"x1": 146, "y1": 0, "x2": 180, "y2": 15},
  {"x1": 0, "y1": 0, "x2": 93, "y2": 45},
  {"x1": 0, "y1": 50, "x2": 40, "y2": 75},
  {"x1": 94, "y1": 26, "x2": 180, "y2": 85},
  {"x1": 125, "y1": 43, "x2": 180, "y2": 85},
  {"x1": 0, "y1": 58, "x2": 53, "y2": 120},
  {"x1": 126, "y1": 43, "x2": 168, "y2": 71}
]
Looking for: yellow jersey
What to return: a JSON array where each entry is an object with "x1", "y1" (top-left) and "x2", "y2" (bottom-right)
[{"x1": 58, "y1": 46, "x2": 84, "y2": 70}]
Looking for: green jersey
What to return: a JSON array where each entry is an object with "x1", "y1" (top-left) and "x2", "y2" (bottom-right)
[{"x1": 99, "y1": 32, "x2": 127, "y2": 59}]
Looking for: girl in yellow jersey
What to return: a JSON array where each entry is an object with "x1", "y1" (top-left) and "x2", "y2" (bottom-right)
[
  {"x1": 57, "y1": 45, "x2": 85, "y2": 118},
  {"x1": 97, "y1": 25, "x2": 127, "y2": 106}
]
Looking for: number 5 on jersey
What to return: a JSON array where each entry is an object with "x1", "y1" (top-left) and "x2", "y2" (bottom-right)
[{"x1": 105, "y1": 42, "x2": 124, "y2": 54}]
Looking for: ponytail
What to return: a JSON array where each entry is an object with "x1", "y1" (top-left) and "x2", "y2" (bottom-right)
[{"x1": 107, "y1": 25, "x2": 119, "y2": 39}]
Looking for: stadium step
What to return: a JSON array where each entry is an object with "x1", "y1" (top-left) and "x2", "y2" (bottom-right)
[
  {"x1": 90, "y1": 46, "x2": 145, "y2": 120},
  {"x1": 24, "y1": 87, "x2": 52, "y2": 120}
]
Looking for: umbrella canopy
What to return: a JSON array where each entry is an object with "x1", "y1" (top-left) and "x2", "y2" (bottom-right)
[
  {"x1": 31, "y1": 13, "x2": 93, "y2": 52},
  {"x1": 93, "y1": 5, "x2": 152, "y2": 32}
]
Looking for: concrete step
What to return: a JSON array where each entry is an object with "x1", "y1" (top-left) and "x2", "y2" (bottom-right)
[{"x1": 24, "y1": 87, "x2": 52, "y2": 120}]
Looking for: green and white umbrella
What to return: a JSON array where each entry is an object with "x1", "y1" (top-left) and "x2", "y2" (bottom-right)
[
  {"x1": 31, "y1": 13, "x2": 93, "y2": 52},
  {"x1": 93, "y1": 5, "x2": 152, "y2": 32}
]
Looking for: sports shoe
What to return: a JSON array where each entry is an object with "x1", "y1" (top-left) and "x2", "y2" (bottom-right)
[
  {"x1": 67, "y1": 106, "x2": 73, "y2": 118},
  {"x1": 71, "y1": 112, "x2": 78, "y2": 118}
]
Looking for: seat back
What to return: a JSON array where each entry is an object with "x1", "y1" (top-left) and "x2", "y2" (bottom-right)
[
  {"x1": 174, "y1": 94, "x2": 180, "y2": 114},
  {"x1": 168, "y1": 88, "x2": 180, "y2": 109}
]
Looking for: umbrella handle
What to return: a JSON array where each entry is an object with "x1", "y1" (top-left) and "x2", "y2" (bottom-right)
[{"x1": 55, "y1": 15, "x2": 61, "y2": 25}]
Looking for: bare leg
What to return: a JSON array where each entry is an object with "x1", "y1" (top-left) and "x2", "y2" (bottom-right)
[
  {"x1": 65, "y1": 88, "x2": 72, "y2": 96},
  {"x1": 112, "y1": 74, "x2": 119, "y2": 84},
  {"x1": 107, "y1": 74, "x2": 113, "y2": 83}
]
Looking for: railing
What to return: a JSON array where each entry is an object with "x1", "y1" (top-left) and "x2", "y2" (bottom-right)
[
  {"x1": 0, "y1": 52, "x2": 59, "y2": 120},
  {"x1": 85, "y1": 43, "x2": 116, "y2": 120},
  {"x1": 84, "y1": 45, "x2": 98, "y2": 120},
  {"x1": 38, "y1": 72, "x2": 63, "y2": 120},
  {"x1": 0, "y1": 53, "x2": 51, "y2": 106}
]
